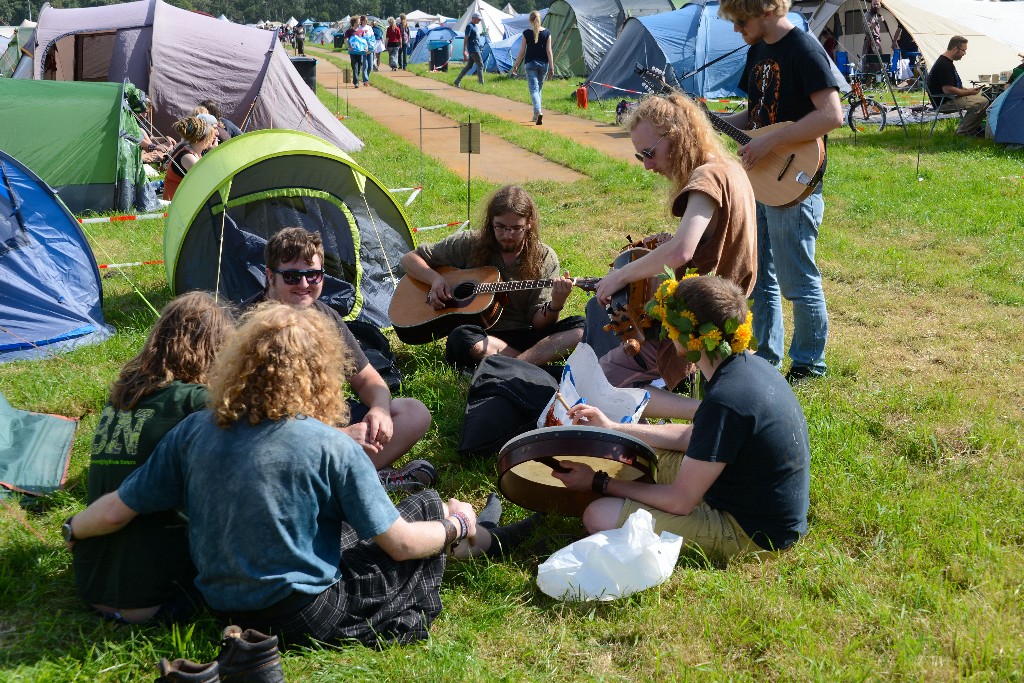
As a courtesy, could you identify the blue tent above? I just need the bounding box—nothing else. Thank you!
[483,34,522,73]
[585,1,808,100]
[502,10,548,39]
[988,77,1024,146]
[410,26,457,64]
[0,151,112,363]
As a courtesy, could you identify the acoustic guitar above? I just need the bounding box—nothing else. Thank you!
[637,66,825,208]
[389,266,599,345]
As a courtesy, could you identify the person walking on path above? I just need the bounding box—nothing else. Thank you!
[454,13,485,88]
[399,14,411,70]
[511,11,554,125]
[386,18,402,71]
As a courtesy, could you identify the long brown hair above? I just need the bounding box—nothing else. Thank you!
[207,303,353,428]
[626,94,729,209]
[470,185,546,280]
[109,291,235,410]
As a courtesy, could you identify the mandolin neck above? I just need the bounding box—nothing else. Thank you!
[705,111,751,146]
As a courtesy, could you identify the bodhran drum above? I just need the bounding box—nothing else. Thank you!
[497,426,657,516]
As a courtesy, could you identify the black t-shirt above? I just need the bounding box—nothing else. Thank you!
[927,54,960,106]
[523,28,550,63]
[74,382,207,606]
[741,27,841,128]
[686,353,811,550]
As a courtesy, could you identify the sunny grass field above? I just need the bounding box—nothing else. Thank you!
[2,57,1023,681]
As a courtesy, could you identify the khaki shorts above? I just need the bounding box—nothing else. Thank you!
[616,449,758,563]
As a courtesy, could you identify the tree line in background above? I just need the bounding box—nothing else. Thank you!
[4,0,543,30]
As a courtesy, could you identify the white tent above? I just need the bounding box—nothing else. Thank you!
[808,0,1024,81]
[285,16,298,27]
[454,0,509,40]
[406,10,450,24]
[503,3,517,14]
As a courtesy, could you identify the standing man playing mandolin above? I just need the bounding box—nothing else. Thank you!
[718,0,843,382]
[400,185,585,370]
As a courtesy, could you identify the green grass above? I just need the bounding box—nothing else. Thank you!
[2,61,1024,681]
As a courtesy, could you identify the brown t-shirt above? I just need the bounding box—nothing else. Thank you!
[671,156,757,296]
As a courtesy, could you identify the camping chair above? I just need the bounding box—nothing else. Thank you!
[920,64,967,137]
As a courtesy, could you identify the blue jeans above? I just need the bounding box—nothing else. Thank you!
[752,188,828,375]
[525,60,548,116]
[360,53,372,83]
[349,53,362,84]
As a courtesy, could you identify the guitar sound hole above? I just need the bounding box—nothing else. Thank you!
[450,281,478,308]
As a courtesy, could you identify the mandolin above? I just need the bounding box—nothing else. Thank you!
[389,266,599,345]
[636,66,825,208]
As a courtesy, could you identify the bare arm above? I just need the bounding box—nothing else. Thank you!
[66,491,138,547]
[374,498,476,560]
[567,404,693,452]
[595,191,717,306]
[400,250,452,307]
[941,83,981,97]
[511,38,526,73]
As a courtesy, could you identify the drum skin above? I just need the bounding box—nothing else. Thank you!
[497,426,658,516]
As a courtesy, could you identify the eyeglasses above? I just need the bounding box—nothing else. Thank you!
[493,222,528,234]
[272,268,325,285]
[634,133,668,162]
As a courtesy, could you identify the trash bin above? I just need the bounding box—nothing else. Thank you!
[428,40,450,72]
[290,56,317,90]
[334,33,345,49]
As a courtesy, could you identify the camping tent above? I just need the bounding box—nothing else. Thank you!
[988,76,1024,147]
[0,150,112,363]
[410,26,458,64]
[164,130,415,330]
[483,33,522,73]
[0,20,34,78]
[807,0,1024,82]
[503,4,517,15]
[0,79,148,213]
[543,0,679,78]
[586,2,809,100]
[32,0,362,152]
[407,10,451,25]
[454,0,510,41]
[503,9,547,38]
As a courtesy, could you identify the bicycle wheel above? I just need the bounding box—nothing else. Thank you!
[847,98,887,133]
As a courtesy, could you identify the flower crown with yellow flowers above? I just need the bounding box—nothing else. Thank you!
[644,269,757,364]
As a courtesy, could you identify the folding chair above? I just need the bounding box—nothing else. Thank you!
[923,63,967,137]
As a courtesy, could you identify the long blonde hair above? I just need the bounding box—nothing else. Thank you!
[529,10,542,43]
[109,292,234,410]
[207,303,353,428]
[627,94,729,205]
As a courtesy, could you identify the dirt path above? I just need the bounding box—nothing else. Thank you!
[309,48,585,184]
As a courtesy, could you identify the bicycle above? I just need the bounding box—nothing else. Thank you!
[845,69,887,133]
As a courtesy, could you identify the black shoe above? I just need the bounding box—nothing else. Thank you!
[216,626,285,683]
[784,366,823,384]
[156,658,220,683]
[536,114,543,125]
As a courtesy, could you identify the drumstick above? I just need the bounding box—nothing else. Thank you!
[554,392,572,411]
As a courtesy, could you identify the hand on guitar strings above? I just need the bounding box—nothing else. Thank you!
[737,134,773,171]
[427,275,453,310]
[566,404,616,429]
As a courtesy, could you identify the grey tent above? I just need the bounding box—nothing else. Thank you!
[32,0,361,152]
[543,0,679,78]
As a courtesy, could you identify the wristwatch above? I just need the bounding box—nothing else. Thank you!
[62,515,78,543]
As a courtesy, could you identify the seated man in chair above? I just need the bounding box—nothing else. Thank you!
[927,35,991,137]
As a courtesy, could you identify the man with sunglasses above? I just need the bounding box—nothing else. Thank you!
[253,228,434,491]
[718,0,843,382]
[400,185,584,370]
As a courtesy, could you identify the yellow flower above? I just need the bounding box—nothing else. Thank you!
[666,324,681,341]
[704,328,722,344]
[681,310,698,328]
[730,321,753,353]
[687,336,703,352]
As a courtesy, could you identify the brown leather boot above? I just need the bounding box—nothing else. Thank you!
[155,657,220,682]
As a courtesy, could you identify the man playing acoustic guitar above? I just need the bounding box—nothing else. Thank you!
[400,185,585,370]
[718,0,843,382]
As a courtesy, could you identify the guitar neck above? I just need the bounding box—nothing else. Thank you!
[475,278,563,295]
[705,111,751,146]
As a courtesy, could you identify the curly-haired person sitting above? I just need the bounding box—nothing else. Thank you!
[554,275,810,563]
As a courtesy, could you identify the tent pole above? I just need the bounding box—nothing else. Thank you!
[852,0,908,137]
[420,108,424,194]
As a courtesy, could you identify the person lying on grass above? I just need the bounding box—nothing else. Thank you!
[64,303,537,647]
[554,274,810,563]
[70,291,235,624]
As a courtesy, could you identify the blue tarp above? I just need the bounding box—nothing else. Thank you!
[586,2,808,100]
[483,34,522,73]
[0,150,112,363]
[989,77,1024,146]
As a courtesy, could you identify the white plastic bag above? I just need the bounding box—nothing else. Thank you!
[536,509,683,601]
[537,343,649,428]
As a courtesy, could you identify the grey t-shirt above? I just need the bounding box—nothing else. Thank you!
[118,411,399,611]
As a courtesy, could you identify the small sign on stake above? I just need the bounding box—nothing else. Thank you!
[460,122,481,154]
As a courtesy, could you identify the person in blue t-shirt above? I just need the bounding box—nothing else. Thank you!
[454,12,485,88]
[63,303,537,646]
[554,275,811,563]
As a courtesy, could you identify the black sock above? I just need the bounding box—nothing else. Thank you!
[485,513,543,558]
[478,493,502,529]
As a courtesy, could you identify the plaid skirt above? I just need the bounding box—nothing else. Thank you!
[226,490,447,648]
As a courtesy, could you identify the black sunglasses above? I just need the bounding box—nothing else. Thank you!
[272,268,325,285]
[634,133,668,162]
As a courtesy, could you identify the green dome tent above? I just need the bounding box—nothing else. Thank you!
[164,130,415,329]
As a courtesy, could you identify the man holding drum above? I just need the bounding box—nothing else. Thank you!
[554,275,810,562]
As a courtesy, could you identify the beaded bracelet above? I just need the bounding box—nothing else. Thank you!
[592,471,610,496]
[450,511,471,543]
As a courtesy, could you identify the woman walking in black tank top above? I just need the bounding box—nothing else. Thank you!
[511,11,554,125]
